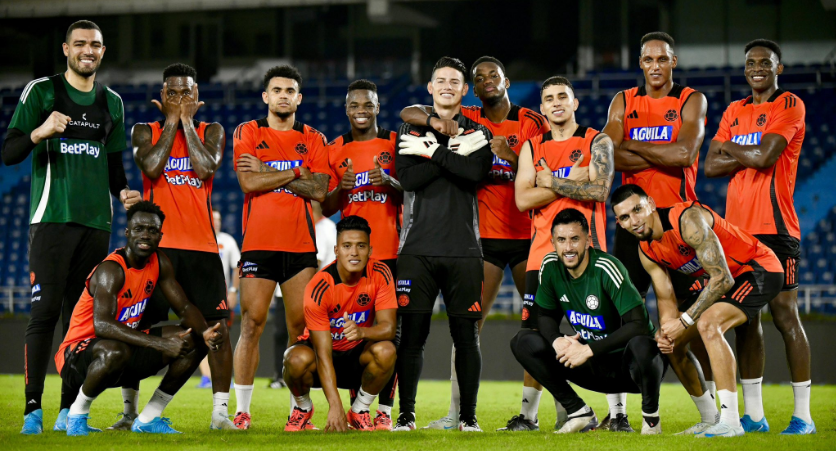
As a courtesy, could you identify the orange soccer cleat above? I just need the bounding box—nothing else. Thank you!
[373,410,393,431]
[347,410,374,431]
[284,406,315,432]
[233,412,251,430]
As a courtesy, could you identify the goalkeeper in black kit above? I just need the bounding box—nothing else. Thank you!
[392,56,492,432]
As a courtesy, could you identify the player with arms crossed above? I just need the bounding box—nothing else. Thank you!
[512,76,616,431]
[392,56,491,432]
[130,63,235,430]
[321,79,401,429]
[232,65,330,429]
[704,39,814,435]
[399,56,550,430]
[282,216,397,432]
[611,184,784,437]
[55,201,222,435]
[511,209,666,435]
[1,20,142,434]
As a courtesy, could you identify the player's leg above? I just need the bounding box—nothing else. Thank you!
[622,335,667,434]
[279,257,317,416]
[269,297,289,389]
[666,331,719,435]
[348,341,397,431]
[374,259,398,428]
[281,342,317,431]
[733,313,768,431]
[233,277,275,423]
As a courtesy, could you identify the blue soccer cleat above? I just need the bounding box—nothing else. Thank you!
[781,416,816,435]
[21,409,44,435]
[740,414,769,432]
[53,408,69,432]
[132,416,182,434]
[196,376,212,389]
[66,414,102,436]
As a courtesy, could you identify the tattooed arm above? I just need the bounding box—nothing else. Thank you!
[286,172,329,203]
[680,206,735,320]
[182,122,224,181]
[544,133,615,202]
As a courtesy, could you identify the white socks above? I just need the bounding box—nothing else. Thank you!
[378,404,392,416]
[69,387,96,416]
[691,390,719,423]
[717,389,739,426]
[448,345,460,419]
[213,392,230,418]
[293,393,312,411]
[555,397,567,417]
[351,388,378,414]
[121,388,139,415]
[519,386,542,421]
[607,393,627,416]
[791,380,812,423]
[741,378,764,421]
[705,381,717,401]
[235,384,254,414]
[138,388,173,423]
[568,404,592,418]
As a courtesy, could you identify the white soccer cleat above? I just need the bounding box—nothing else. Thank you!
[421,415,457,430]
[641,416,662,435]
[209,411,240,431]
[392,412,416,432]
[458,418,483,432]
[675,421,715,436]
[554,410,598,434]
[700,421,745,438]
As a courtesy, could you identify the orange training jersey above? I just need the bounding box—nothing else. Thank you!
[526,126,607,271]
[55,249,159,374]
[298,258,396,351]
[640,201,782,279]
[622,84,700,208]
[142,121,217,253]
[327,129,401,260]
[713,90,805,239]
[462,104,550,240]
[233,118,329,253]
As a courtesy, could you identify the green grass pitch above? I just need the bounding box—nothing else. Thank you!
[1,375,831,450]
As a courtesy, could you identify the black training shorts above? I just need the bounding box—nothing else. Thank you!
[239,250,317,285]
[481,238,529,270]
[395,255,484,318]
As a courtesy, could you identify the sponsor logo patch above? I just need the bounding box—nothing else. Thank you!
[567,310,605,330]
[629,126,673,142]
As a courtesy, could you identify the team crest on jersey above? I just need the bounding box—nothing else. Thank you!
[678,244,691,256]
[295,143,308,155]
[586,295,599,310]
[357,293,371,307]
[664,109,678,122]
[630,126,673,142]
[507,134,520,148]
[378,151,393,164]
[398,294,410,307]
[757,114,767,127]
[731,132,762,146]
[145,280,154,294]
[521,307,530,321]
[569,149,582,162]
[30,272,35,285]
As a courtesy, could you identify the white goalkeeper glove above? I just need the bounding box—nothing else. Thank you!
[448,128,488,156]
[399,132,440,158]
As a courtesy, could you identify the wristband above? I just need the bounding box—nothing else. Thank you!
[426,114,434,127]
[680,317,689,329]
[681,312,695,327]
[292,167,301,179]
[228,287,238,293]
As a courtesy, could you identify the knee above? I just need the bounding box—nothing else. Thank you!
[696,316,721,341]
[241,312,267,336]
[370,342,397,367]
[510,329,543,361]
[449,317,479,348]
[99,345,132,369]
[283,346,315,375]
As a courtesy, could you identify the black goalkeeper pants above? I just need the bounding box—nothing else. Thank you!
[511,329,666,415]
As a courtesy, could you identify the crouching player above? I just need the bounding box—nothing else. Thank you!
[282,216,397,432]
[511,209,666,435]
[54,201,223,435]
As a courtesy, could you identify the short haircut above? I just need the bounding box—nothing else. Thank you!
[162,63,197,83]
[65,20,102,43]
[640,31,675,51]
[126,200,166,226]
[336,215,372,238]
[431,56,468,82]
[610,184,649,211]
[263,65,302,91]
[551,208,589,235]
[347,79,378,93]
[745,39,782,62]
[470,56,506,78]
[541,76,575,96]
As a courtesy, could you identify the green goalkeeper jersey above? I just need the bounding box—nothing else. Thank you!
[8,73,125,232]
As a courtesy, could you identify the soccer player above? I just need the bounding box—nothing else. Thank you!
[322,79,401,429]
[704,39,814,435]
[231,65,330,429]
[282,216,397,432]
[398,57,550,430]
[1,20,141,434]
[512,76,615,431]
[392,56,491,432]
[511,209,665,435]
[55,201,223,435]
[611,184,785,437]
[131,63,235,430]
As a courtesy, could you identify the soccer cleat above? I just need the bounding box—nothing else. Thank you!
[554,409,569,430]
[284,406,315,432]
[267,377,287,389]
[459,417,483,432]
[421,415,457,430]
[599,413,612,430]
[496,414,539,431]
[701,421,745,438]
[641,416,661,435]
[131,416,182,434]
[233,412,251,430]
[555,410,598,434]
[674,421,715,436]
[740,414,769,432]
[347,410,374,431]
[392,412,416,431]
[53,408,69,432]
[196,376,212,389]
[374,410,393,431]
[209,411,239,430]
[21,409,44,435]
[66,414,102,436]
[780,416,816,435]
[107,412,138,431]
[609,413,635,432]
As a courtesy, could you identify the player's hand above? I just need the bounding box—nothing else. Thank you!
[160,328,193,358]
[448,128,488,156]
[368,156,390,186]
[535,158,554,189]
[552,335,574,355]
[203,323,223,352]
[340,158,356,190]
[119,188,141,209]
[490,136,514,160]
[151,82,182,125]
[236,153,268,173]
[556,338,593,368]
[324,407,348,432]
[33,111,71,142]
[655,329,674,354]
[429,117,459,136]
[399,132,439,159]
[342,312,364,341]
[179,84,204,124]
[661,317,686,342]
[565,153,589,181]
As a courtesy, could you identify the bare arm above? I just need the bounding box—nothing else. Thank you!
[157,250,211,337]
[605,92,654,172]
[546,133,615,202]
[343,308,396,343]
[286,172,329,203]
[310,329,345,418]
[639,250,679,322]
[515,141,558,211]
[182,122,224,181]
[133,122,178,179]
[235,161,298,194]
[679,207,735,320]
[704,139,744,178]
[400,105,459,136]
[718,133,788,170]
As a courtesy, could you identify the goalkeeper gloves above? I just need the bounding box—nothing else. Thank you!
[399,132,440,158]
[448,128,488,156]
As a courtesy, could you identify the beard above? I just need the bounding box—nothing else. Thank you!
[637,227,654,242]
[481,90,504,106]
[68,57,100,78]
[561,246,587,269]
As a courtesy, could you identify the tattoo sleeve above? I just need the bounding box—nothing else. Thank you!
[548,133,615,202]
[680,207,735,320]
[286,173,329,201]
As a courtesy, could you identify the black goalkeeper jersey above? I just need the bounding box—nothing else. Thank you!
[396,114,493,258]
